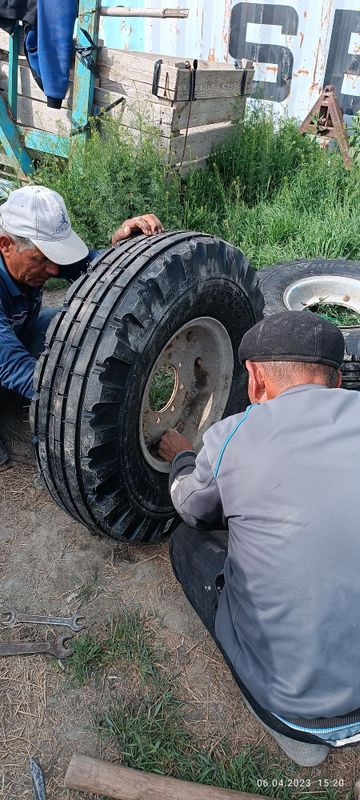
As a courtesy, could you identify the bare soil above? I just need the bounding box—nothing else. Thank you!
[0,290,359,798]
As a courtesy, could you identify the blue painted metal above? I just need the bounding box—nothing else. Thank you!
[0,93,33,175]
[72,0,101,138]
[22,129,70,158]
[8,22,19,119]
[100,0,145,51]
[0,0,102,177]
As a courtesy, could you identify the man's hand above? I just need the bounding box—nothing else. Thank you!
[112,214,164,245]
[158,429,194,463]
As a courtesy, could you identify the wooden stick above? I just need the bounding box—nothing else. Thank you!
[65,755,276,800]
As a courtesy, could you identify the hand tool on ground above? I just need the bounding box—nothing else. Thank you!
[30,758,47,800]
[0,634,73,659]
[1,608,85,631]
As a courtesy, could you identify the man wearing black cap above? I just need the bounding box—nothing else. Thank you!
[159,311,360,766]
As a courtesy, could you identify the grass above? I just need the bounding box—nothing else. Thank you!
[67,609,155,686]
[34,117,182,249]
[148,365,176,412]
[33,109,360,271]
[308,303,360,327]
[90,611,348,800]
[44,277,71,291]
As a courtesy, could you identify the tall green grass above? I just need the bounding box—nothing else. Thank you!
[34,118,182,248]
[34,109,360,267]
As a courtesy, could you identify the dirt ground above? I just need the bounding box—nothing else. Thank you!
[0,290,359,799]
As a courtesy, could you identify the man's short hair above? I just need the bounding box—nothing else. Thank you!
[0,225,33,252]
[257,360,339,390]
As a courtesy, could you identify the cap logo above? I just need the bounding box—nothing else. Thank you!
[53,205,70,237]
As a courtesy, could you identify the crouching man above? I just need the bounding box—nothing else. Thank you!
[0,184,163,465]
[159,311,360,766]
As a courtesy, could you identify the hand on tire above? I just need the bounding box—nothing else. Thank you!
[158,429,194,463]
[112,214,164,245]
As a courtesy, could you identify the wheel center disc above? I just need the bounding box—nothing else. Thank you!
[283,275,360,323]
[139,317,234,473]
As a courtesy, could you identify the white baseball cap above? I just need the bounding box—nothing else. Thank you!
[0,185,89,265]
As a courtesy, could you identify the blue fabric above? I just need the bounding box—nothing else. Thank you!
[213,404,255,478]
[274,713,360,744]
[25,0,78,104]
[0,251,95,399]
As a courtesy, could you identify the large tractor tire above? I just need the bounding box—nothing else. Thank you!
[31,232,263,542]
[257,258,360,391]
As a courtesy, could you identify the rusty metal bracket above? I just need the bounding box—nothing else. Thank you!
[300,84,352,168]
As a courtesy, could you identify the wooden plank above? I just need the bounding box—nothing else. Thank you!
[173,96,246,132]
[0,59,176,133]
[97,49,180,101]
[0,62,249,130]
[175,69,245,101]
[0,87,175,138]
[0,63,72,108]
[128,51,239,70]
[65,755,276,800]
[0,93,71,134]
[97,49,247,101]
[170,121,237,162]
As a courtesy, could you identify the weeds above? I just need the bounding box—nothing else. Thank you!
[148,365,176,412]
[33,110,360,271]
[308,304,360,327]
[72,571,100,607]
[44,277,71,291]
[34,117,182,248]
[102,613,155,680]
[96,612,347,800]
[67,609,155,686]
[68,633,103,685]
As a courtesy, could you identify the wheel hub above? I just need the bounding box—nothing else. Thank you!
[140,317,234,473]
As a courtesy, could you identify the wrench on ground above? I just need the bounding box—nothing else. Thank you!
[0,634,73,659]
[1,608,85,631]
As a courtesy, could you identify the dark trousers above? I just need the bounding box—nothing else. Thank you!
[169,523,332,749]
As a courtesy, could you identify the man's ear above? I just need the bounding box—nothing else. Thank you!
[245,360,268,404]
[336,369,342,388]
[0,234,13,257]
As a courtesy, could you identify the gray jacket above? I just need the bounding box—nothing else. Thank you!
[170,384,360,719]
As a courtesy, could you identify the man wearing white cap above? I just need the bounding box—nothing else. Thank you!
[0,184,163,465]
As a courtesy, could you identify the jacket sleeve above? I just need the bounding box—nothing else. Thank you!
[0,302,36,400]
[37,0,78,107]
[169,448,225,530]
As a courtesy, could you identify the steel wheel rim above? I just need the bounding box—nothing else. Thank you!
[283,275,360,326]
[139,317,234,473]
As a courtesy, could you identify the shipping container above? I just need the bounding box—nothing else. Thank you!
[100,0,360,119]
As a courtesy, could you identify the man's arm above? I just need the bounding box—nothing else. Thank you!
[159,429,224,530]
[0,303,36,399]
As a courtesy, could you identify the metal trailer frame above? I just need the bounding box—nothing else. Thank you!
[0,1,188,177]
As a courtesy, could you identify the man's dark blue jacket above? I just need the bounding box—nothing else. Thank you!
[0,251,94,400]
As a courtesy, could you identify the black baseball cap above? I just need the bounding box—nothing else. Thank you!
[238,311,344,370]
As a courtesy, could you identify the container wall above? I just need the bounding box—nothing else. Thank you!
[100,0,360,119]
